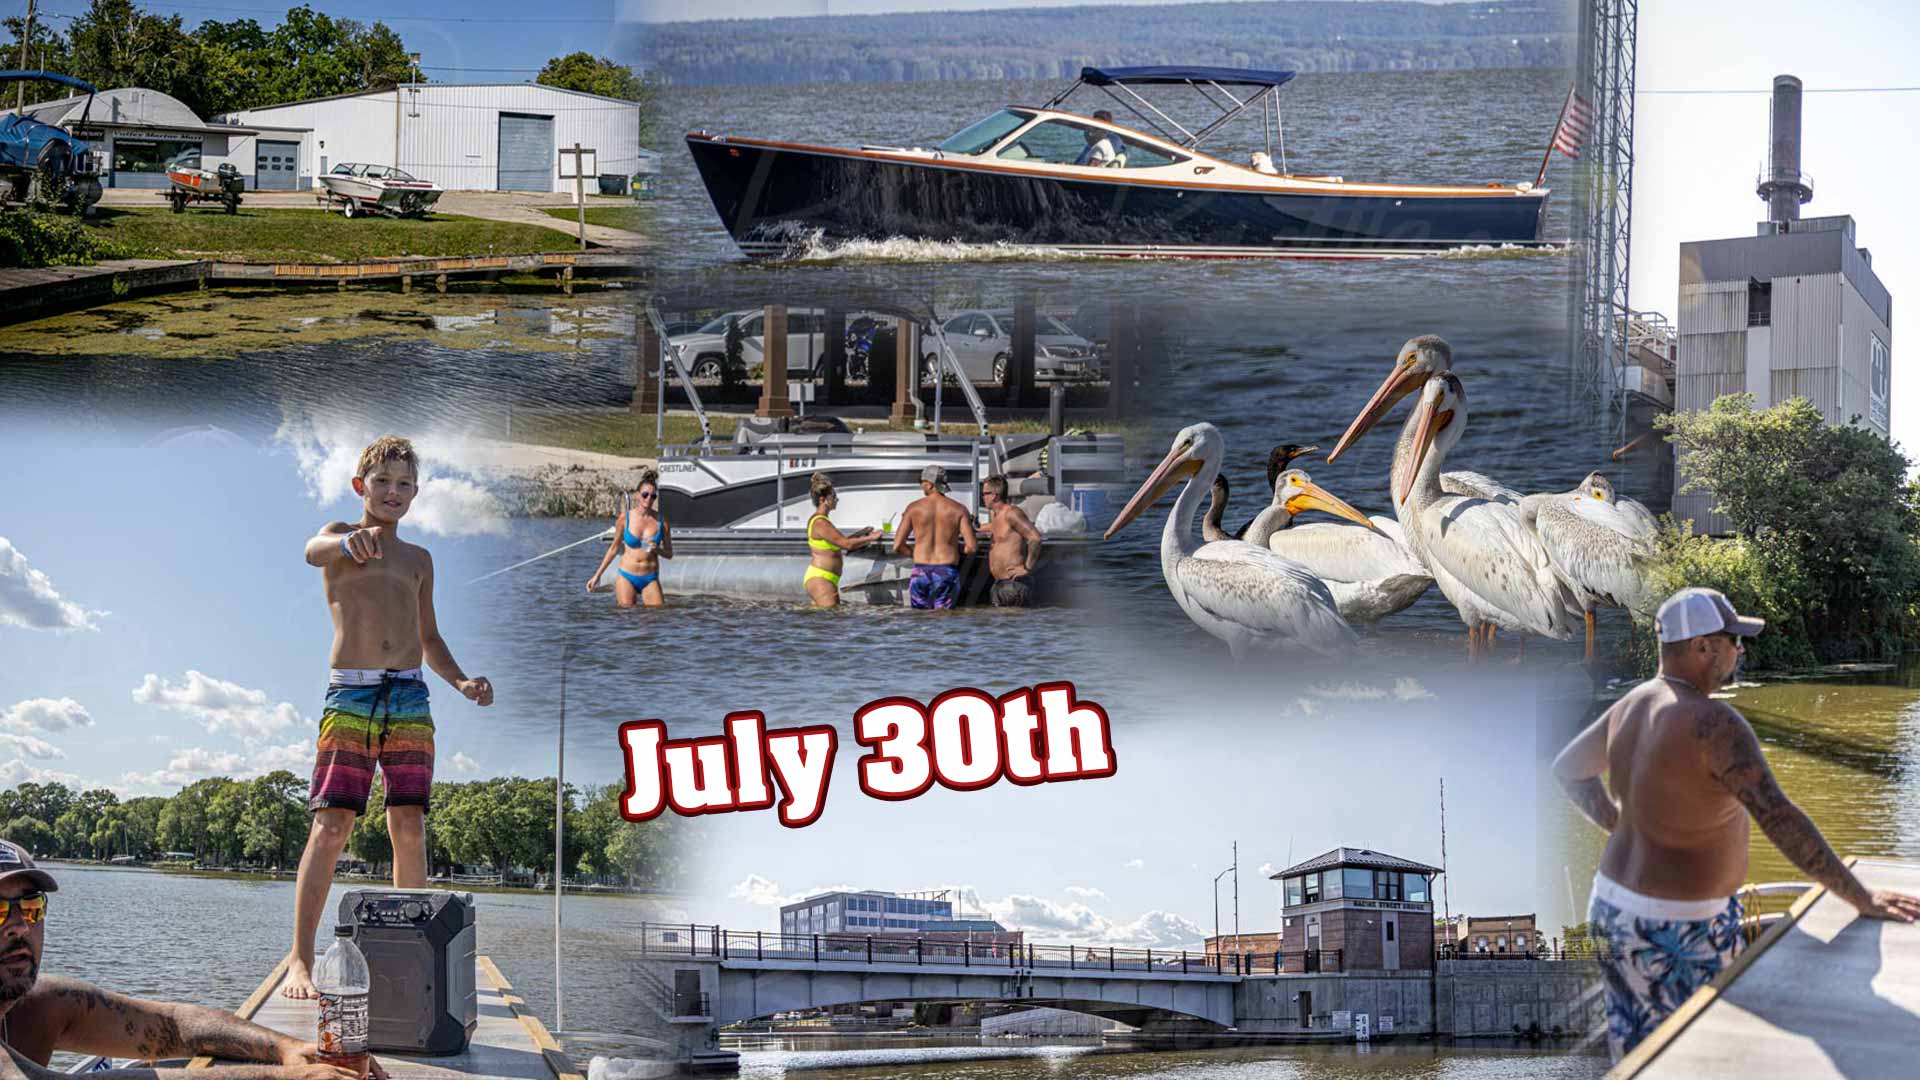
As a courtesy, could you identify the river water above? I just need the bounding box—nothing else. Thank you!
[37,863,661,1066]
[723,1035,1603,1079]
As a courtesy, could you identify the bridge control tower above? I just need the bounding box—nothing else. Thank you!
[1271,847,1439,974]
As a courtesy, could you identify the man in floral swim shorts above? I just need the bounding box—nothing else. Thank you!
[1554,587,1920,1061]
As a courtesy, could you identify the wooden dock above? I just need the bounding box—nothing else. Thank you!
[190,956,582,1080]
[1615,856,1920,1078]
[0,252,638,327]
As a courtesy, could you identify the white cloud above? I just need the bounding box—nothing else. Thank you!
[1063,885,1107,901]
[1391,677,1436,701]
[1121,858,1145,870]
[1309,682,1389,701]
[729,874,795,906]
[0,758,85,788]
[274,414,510,538]
[0,538,105,633]
[1256,863,1276,878]
[131,671,304,742]
[0,734,63,760]
[978,893,1208,949]
[120,739,314,789]
[449,751,484,774]
[1,697,94,733]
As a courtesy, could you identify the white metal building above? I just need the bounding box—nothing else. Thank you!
[3,87,308,190]
[214,83,642,194]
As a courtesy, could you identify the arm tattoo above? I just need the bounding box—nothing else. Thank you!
[175,1004,294,1064]
[1703,707,1870,908]
[1562,776,1620,833]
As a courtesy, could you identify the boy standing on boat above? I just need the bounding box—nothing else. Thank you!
[281,436,493,999]
[1553,587,1920,1060]
[893,465,977,610]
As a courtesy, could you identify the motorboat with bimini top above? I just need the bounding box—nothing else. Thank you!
[686,65,1551,260]
[593,301,1131,605]
[318,162,443,218]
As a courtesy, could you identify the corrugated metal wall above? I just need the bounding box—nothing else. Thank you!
[1678,281,1747,334]
[223,85,639,193]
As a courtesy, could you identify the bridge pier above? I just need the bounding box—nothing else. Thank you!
[636,958,739,1073]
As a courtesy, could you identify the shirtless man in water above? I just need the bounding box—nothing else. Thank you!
[980,475,1042,607]
[282,436,494,999]
[0,841,366,1080]
[892,465,977,610]
[1554,587,1920,1061]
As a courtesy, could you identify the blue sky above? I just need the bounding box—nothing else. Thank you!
[0,418,540,800]
[1631,2,1918,450]
[621,0,1454,24]
[29,1,623,81]
[676,666,1577,950]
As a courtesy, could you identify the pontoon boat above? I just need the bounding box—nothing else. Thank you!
[687,65,1550,260]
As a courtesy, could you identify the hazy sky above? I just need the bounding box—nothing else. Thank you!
[622,0,1301,24]
[1631,1,1917,450]
[676,668,1576,951]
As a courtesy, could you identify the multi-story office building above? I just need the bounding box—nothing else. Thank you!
[779,890,954,936]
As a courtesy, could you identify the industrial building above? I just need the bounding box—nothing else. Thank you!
[215,83,643,194]
[1,87,308,190]
[1672,75,1894,534]
[1271,847,1439,973]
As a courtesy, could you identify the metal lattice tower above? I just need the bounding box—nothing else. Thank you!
[1567,0,1638,443]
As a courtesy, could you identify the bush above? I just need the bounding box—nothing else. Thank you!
[0,208,127,268]
[1644,521,1819,672]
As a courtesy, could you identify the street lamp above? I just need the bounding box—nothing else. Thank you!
[1212,864,1233,957]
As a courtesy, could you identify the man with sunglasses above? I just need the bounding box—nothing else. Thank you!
[1553,587,1920,1062]
[0,840,364,1080]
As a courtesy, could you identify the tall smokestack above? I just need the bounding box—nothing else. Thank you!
[1757,74,1813,222]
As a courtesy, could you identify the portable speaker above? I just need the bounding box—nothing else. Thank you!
[338,890,478,1055]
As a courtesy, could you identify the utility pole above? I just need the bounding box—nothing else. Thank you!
[1440,778,1452,952]
[16,0,36,112]
[552,643,567,1033]
[1232,840,1239,943]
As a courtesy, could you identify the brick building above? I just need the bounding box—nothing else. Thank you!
[1443,913,1544,956]
[1271,847,1440,972]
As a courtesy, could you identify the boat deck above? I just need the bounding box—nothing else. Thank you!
[1616,857,1920,1078]
[192,956,581,1080]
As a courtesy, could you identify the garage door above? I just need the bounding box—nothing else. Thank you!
[497,113,553,192]
[255,140,299,190]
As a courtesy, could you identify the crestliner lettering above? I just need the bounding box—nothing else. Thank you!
[618,682,1115,827]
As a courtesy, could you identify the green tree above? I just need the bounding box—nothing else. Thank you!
[348,777,393,867]
[536,53,646,101]
[65,0,200,107]
[4,816,55,856]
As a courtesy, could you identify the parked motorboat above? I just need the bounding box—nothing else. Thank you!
[687,65,1550,260]
[162,148,243,213]
[318,162,442,218]
[601,302,1130,606]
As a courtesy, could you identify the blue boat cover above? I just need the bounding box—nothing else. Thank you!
[0,70,99,95]
[1081,65,1294,88]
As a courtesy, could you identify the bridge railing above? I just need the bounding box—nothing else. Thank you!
[635,923,1346,976]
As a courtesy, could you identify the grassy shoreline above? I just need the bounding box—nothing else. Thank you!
[41,857,665,901]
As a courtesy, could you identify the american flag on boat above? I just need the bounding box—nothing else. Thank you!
[1551,86,1593,158]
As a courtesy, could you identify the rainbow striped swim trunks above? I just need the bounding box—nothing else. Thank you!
[310,668,435,814]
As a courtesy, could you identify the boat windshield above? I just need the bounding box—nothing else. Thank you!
[936,109,1031,155]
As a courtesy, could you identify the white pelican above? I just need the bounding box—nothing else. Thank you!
[1528,472,1658,659]
[1398,374,1578,656]
[1200,443,1318,543]
[1105,423,1358,657]
[1244,469,1435,624]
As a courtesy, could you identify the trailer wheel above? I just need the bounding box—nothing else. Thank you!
[342,198,359,219]
[170,190,186,214]
[224,193,238,215]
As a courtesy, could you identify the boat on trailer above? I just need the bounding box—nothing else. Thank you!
[595,303,1130,606]
[687,65,1551,260]
[319,162,443,218]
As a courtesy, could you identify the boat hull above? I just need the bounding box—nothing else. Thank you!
[687,135,1549,259]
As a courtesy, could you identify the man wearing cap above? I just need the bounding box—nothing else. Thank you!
[0,840,363,1080]
[891,465,977,610]
[1553,587,1920,1061]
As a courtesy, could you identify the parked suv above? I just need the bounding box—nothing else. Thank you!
[668,307,845,381]
[922,309,1100,385]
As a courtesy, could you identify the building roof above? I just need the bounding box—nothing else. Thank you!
[1680,215,1891,328]
[920,918,1008,933]
[9,87,270,136]
[218,81,644,118]
[1270,847,1442,878]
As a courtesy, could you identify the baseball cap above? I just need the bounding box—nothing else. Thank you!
[921,465,948,490]
[1655,587,1766,644]
[0,839,58,892]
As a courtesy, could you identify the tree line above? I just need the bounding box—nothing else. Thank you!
[4,0,650,120]
[642,0,1574,86]
[1,774,683,889]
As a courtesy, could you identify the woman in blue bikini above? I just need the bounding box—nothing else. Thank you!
[588,469,672,607]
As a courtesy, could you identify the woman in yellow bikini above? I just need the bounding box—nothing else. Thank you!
[804,473,880,608]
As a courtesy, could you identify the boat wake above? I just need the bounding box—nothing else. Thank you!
[1437,241,1570,260]
[768,228,1106,264]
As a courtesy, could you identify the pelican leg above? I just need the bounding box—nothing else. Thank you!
[1485,624,1498,654]
[1583,610,1597,662]
[1466,625,1480,661]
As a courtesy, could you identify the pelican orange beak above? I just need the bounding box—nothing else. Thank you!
[1284,478,1380,533]
[1400,398,1454,507]
[1105,441,1203,540]
[1328,362,1426,463]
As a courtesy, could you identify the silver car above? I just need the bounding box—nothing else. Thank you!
[921,309,1100,385]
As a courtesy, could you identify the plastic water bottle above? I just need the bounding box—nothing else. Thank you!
[314,925,371,1078]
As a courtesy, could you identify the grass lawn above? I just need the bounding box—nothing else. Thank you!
[82,207,576,263]
[540,204,648,233]
[506,410,1133,459]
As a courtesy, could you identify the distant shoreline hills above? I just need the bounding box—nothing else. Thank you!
[640,0,1575,86]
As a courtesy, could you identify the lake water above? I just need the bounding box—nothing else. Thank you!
[724,1035,1605,1079]
[36,863,664,1066]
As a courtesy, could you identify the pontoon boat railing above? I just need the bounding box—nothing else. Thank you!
[645,297,712,450]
